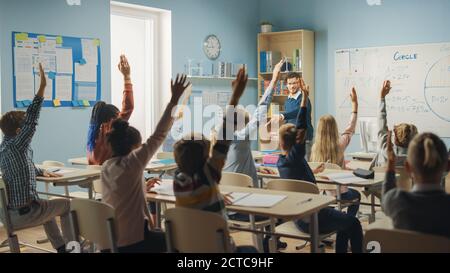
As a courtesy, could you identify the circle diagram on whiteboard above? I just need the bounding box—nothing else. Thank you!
[424,55,450,122]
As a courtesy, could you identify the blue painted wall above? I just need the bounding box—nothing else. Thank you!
[0,0,260,167]
[1,0,449,167]
[0,0,111,165]
[259,0,450,151]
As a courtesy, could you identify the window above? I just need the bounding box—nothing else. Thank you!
[110,1,171,138]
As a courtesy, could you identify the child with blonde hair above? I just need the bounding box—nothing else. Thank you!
[310,88,361,217]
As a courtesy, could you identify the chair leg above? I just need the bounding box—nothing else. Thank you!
[8,235,21,253]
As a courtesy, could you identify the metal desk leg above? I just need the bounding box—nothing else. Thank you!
[258,177,264,189]
[336,185,342,211]
[269,217,277,253]
[155,202,161,229]
[249,214,264,252]
[369,194,376,223]
[64,186,70,197]
[310,213,319,253]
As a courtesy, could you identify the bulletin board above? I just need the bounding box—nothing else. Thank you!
[12,31,101,108]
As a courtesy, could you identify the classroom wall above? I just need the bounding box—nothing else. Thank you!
[0,0,111,165]
[0,0,260,166]
[259,0,450,151]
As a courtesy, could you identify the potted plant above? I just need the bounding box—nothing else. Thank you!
[260,21,273,33]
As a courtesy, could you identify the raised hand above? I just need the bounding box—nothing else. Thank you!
[386,129,396,172]
[36,63,46,98]
[170,74,190,104]
[351,87,358,113]
[230,68,248,106]
[300,84,310,108]
[381,80,391,98]
[118,55,131,80]
[272,58,285,81]
[299,78,308,92]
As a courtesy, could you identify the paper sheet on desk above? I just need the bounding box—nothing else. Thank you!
[151,182,174,196]
[230,193,287,208]
[323,172,368,184]
[45,168,76,175]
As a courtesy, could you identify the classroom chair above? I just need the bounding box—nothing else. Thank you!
[68,165,102,200]
[164,207,233,253]
[372,165,412,191]
[364,228,450,253]
[219,172,271,251]
[309,162,360,214]
[69,198,117,253]
[156,152,174,160]
[0,179,53,253]
[265,179,336,252]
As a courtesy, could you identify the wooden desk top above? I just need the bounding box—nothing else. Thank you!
[68,157,177,172]
[36,167,100,186]
[146,183,335,220]
[256,167,384,188]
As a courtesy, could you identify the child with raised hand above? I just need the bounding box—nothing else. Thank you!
[310,87,361,217]
[277,84,363,253]
[0,64,71,253]
[87,55,135,165]
[173,68,257,253]
[382,131,450,238]
[100,75,190,253]
[376,80,418,167]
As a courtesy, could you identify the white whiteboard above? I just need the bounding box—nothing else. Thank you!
[335,42,450,137]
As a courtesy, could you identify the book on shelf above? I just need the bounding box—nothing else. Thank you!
[292,48,302,72]
[260,79,288,96]
[259,50,282,73]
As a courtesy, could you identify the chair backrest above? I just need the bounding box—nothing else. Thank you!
[265,179,320,194]
[70,198,117,252]
[86,165,102,194]
[164,207,233,253]
[0,179,21,253]
[308,162,342,170]
[157,152,174,159]
[42,161,65,167]
[364,228,450,253]
[219,172,253,188]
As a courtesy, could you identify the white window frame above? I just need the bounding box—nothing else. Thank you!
[110,1,171,137]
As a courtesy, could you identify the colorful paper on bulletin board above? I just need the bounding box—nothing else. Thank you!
[12,31,102,108]
[82,100,90,107]
[37,35,46,43]
[23,100,32,107]
[15,33,28,41]
[53,99,61,107]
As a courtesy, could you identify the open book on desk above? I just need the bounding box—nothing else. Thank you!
[319,172,368,184]
[226,192,287,208]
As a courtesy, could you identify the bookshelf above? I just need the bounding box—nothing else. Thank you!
[257,29,315,150]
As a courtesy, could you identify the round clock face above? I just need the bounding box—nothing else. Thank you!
[203,35,221,60]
